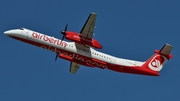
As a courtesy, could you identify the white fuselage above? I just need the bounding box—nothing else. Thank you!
[4,28,144,68]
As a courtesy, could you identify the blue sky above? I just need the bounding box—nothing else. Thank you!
[0,0,180,101]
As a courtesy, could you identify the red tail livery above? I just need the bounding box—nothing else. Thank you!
[141,44,173,74]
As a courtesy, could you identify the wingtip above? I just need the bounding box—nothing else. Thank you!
[90,12,96,15]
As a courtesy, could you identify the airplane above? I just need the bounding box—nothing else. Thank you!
[4,12,173,76]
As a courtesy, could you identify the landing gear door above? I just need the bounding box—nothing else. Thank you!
[26,30,32,39]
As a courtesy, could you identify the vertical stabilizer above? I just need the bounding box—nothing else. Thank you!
[141,44,173,73]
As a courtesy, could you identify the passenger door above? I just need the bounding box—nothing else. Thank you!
[110,57,116,65]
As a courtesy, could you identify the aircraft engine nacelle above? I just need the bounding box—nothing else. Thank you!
[65,31,102,49]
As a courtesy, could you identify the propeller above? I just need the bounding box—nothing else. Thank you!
[60,24,68,41]
[55,24,68,61]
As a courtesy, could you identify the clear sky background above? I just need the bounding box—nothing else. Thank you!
[0,0,180,101]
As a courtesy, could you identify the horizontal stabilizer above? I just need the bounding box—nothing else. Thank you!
[159,44,173,56]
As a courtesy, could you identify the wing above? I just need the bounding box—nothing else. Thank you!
[80,12,97,39]
[69,62,81,74]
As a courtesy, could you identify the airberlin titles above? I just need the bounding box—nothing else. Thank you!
[32,32,67,48]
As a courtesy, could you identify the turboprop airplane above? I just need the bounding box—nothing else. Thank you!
[4,12,173,76]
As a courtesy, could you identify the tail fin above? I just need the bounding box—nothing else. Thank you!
[141,44,173,73]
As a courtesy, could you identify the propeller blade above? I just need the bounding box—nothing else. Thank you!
[65,24,68,31]
[55,53,59,61]
[61,24,68,35]
[61,34,65,41]
[60,24,68,42]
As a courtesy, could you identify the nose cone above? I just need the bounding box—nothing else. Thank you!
[4,30,13,36]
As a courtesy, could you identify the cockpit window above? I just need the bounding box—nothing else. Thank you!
[19,28,24,30]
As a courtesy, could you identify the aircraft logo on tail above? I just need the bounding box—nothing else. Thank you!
[148,55,168,71]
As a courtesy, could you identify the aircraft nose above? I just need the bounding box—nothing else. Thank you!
[4,30,13,36]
